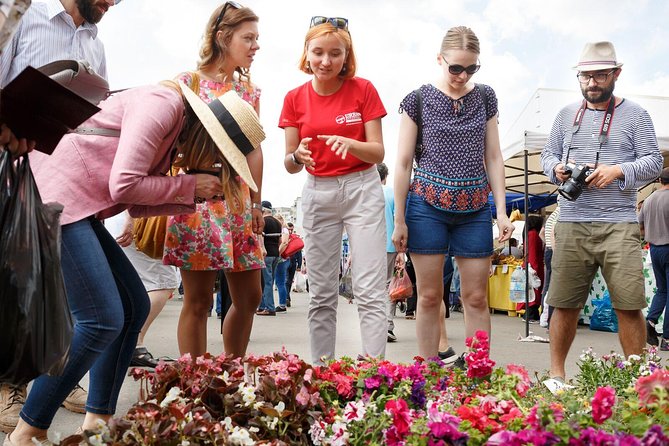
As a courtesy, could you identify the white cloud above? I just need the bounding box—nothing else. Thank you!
[96,0,669,207]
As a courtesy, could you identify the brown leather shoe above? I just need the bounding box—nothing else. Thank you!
[0,383,26,434]
[62,384,87,414]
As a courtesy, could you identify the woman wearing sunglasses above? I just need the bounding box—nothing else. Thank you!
[163,1,265,359]
[280,16,388,365]
[392,26,513,360]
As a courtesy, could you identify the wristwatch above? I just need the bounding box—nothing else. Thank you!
[251,202,262,211]
[291,152,303,165]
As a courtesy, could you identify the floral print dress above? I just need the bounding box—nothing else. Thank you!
[162,72,264,271]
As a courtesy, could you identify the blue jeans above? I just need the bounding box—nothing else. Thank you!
[647,244,669,337]
[275,259,289,307]
[21,218,149,429]
[259,256,280,312]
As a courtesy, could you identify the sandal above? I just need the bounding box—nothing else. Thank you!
[405,314,416,320]
[130,347,158,368]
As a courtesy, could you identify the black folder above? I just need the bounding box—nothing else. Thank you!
[0,66,101,155]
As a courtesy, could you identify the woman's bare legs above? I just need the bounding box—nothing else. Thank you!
[223,269,262,357]
[177,270,217,357]
[411,254,446,359]
[455,256,491,340]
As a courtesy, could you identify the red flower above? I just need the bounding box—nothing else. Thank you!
[635,369,669,406]
[591,386,616,424]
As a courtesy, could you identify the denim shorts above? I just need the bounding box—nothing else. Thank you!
[405,192,493,258]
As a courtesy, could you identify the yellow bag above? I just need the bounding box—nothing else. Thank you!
[510,208,522,222]
[133,216,168,259]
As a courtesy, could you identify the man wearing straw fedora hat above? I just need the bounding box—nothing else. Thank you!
[541,41,663,382]
[4,83,265,444]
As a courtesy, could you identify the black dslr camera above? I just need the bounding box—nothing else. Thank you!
[557,162,593,201]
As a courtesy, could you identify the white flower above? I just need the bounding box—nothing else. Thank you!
[228,426,256,446]
[627,354,641,362]
[329,421,349,446]
[160,386,183,408]
[309,420,327,445]
[180,441,191,446]
[238,383,257,407]
[343,400,366,422]
[86,434,106,446]
[261,415,279,430]
[223,416,233,430]
[274,401,286,416]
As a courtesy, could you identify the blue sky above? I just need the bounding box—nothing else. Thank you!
[97,0,669,207]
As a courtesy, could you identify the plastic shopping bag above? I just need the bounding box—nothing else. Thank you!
[294,271,307,293]
[508,266,535,303]
[0,154,73,385]
[339,260,353,302]
[589,291,618,333]
[389,258,413,302]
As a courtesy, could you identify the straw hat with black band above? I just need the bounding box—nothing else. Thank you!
[180,84,265,192]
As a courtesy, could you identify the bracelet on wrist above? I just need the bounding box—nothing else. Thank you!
[291,152,303,165]
[251,202,262,211]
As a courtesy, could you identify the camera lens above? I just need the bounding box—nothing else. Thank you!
[558,178,583,201]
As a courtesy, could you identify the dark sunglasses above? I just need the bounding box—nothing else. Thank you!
[442,57,481,75]
[310,16,348,30]
[214,1,242,30]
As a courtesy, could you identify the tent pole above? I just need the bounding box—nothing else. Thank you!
[524,149,530,337]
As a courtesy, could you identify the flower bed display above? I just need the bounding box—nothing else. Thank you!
[72,332,668,445]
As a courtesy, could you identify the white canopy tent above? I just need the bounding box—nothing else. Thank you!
[501,88,669,204]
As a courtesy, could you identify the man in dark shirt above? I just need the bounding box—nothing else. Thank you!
[640,168,669,349]
[257,201,282,316]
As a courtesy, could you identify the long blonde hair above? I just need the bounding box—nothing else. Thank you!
[198,4,259,82]
[160,80,244,212]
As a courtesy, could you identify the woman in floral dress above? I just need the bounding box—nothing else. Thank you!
[163,2,264,358]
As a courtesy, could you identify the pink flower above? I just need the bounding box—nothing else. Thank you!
[591,386,616,424]
[505,364,531,397]
[464,331,496,379]
[635,368,669,405]
[385,399,412,436]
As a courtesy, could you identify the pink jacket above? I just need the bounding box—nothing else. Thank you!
[30,85,197,225]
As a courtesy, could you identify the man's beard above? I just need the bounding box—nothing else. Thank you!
[75,0,105,24]
[581,82,615,106]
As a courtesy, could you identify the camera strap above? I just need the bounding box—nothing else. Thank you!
[571,96,616,143]
[568,96,616,167]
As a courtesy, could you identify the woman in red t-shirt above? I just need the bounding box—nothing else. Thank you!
[279,17,388,365]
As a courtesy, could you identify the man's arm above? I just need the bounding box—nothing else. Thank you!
[616,110,663,191]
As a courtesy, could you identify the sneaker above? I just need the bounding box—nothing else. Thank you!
[438,347,457,363]
[255,309,276,316]
[62,384,87,414]
[646,320,660,346]
[450,353,467,371]
[286,298,292,308]
[0,383,26,434]
[130,346,159,368]
[275,306,287,312]
[387,330,397,342]
[661,338,669,352]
